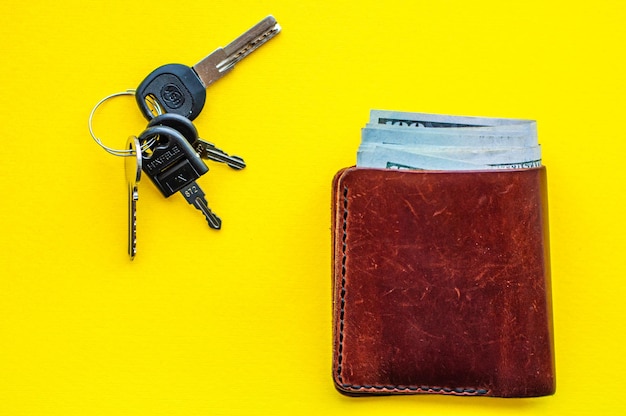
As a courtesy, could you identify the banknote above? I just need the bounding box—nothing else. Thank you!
[358,145,542,170]
[369,110,536,129]
[359,143,541,165]
[357,110,542,170]
[361,126,538,148]
[358,146,489,170]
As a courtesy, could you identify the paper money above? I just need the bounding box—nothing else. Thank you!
[357,110,542,170]
[369,110,536,129]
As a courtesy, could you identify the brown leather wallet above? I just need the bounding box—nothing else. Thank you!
[331,167,555,398]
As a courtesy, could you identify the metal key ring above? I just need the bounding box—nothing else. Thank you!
[88,90,163,157]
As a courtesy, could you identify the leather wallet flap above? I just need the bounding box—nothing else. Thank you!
[331,167,554,398]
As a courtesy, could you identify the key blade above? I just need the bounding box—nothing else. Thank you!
[220,16,281,72]
[128,193,138,259]
[125,136,142,260]
[194,139,246,170]
[179,182,222,229]
[193,15,281,87]
[194,197,222,229]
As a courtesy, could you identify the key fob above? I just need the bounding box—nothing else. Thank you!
[138,125,208,197]
[136,64,206,121]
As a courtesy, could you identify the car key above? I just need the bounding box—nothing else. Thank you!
[125,135,142,259]
[148,113,246,169]
[136,15,281,121]
[138,125,221,229]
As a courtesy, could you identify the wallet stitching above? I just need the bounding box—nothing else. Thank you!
[337,184,488,396]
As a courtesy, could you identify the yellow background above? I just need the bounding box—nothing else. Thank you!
[1,0,624,414]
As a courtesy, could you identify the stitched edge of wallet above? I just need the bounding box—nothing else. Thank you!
[336,183,489,396]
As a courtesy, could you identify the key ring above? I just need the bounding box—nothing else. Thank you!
[88,90,163,157]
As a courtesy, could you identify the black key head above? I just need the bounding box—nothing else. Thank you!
[147,113,199,145]
[136,64,206,121]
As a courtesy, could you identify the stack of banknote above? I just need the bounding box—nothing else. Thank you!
[357,110,541,170]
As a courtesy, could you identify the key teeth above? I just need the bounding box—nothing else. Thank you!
[191,193,222,230]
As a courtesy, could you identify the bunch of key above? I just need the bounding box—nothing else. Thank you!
[120,15,281,259]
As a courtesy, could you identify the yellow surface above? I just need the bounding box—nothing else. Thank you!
[0,0,624,414]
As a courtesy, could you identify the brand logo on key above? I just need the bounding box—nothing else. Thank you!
[161,84,185,109]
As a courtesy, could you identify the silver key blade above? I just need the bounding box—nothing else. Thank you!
[194,139,246,170]
[125,136,142,260]
[193,15,281,87]
[179,182,222,229]
[193,196,222,229]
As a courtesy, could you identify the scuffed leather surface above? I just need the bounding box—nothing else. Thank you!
[331,167,554,398]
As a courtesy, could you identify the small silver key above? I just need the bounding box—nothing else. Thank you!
[180,182,222,229]
[194,139,246,170]
[125,136,142,260]
[136,15,281,120]
[147,113,247,170]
